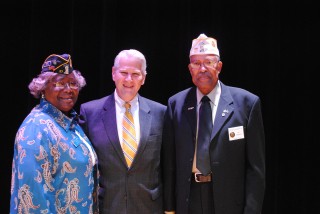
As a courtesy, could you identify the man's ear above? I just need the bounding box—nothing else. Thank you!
[188,64,193,75]
[217,61,223,73]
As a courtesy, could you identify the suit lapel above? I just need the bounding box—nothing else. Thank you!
[101,93,128,166]
[131,96,151,167]
[211,82,234,140]
[183,88,197,140]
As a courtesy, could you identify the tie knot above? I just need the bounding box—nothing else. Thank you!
[201,96,210,103]
[124,102,131,111]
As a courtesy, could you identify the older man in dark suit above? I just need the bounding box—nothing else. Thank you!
[80,49,166,214]
[163,34,265,214]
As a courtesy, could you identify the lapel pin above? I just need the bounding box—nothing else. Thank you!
[188,107,194,110]
[222,109,229,117]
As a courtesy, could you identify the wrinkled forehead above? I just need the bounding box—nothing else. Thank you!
[117,57,143,69]
[190,54,219,61]
[50,73,76,81]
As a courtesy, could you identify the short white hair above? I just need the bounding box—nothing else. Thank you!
[113,49,147,75]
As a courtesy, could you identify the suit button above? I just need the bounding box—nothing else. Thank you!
[186,198,189,203]
[188,178,191,182]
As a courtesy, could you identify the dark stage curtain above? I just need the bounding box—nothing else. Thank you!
[1,0,318,213]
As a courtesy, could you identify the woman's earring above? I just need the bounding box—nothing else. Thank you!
[41,93,45,99]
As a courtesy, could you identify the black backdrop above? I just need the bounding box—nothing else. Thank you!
[1,0,318,213]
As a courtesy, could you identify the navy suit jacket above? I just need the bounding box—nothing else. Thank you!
[79,93,166,214]
[163,82,265,214]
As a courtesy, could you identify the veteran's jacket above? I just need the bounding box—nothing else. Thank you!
[163,81,265,214]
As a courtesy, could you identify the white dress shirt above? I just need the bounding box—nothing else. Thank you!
[114,90,141,147]
[192,81,221,173]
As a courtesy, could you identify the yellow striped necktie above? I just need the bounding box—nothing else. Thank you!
[122,102,137,168]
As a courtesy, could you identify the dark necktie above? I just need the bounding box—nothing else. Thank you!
[196,96,213,175]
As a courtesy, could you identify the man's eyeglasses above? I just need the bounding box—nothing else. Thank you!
[52,81,79,89]
[190,59,219,69]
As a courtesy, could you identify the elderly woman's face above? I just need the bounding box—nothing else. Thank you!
[44,73,80,114]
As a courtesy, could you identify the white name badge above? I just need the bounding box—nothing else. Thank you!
[228,126,245,141]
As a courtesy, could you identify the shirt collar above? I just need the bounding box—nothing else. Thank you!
[39,98,78,131]
[196,80,221,106]
[114,89,139,110]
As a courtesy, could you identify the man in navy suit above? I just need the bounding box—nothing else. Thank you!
[79,49,166,213]
[163,34,265,214]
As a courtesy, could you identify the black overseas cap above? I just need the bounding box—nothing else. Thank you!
[41,54,73,74]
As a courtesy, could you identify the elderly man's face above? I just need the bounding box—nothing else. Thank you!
[112,56,146,102]
[188,54,222,95]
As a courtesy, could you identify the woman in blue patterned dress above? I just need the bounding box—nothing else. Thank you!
[10,54,99,214]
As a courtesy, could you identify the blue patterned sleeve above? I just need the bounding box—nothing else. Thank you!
[10,121,55,213]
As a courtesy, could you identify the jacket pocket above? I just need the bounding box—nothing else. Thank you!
[150,185,161,200]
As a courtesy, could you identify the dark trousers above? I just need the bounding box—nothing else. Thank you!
[188,179,214,214]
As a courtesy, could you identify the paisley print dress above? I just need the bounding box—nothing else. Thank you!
[10,99,99,214]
